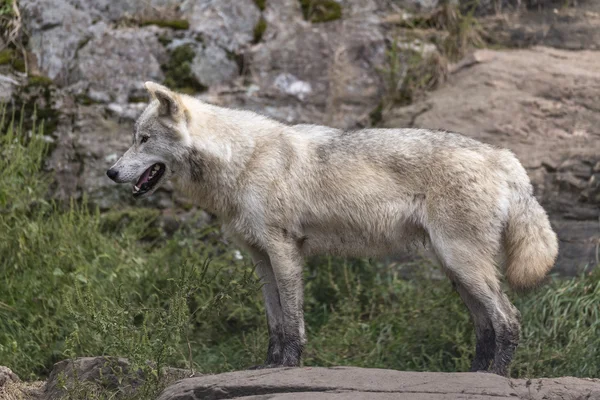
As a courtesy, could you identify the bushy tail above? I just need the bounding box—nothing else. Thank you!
[504,194,558,290]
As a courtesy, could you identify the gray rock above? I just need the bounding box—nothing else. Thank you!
[20,0,92,83]
[0,74,20,101]
[484,2,600,50]
[0,366,19,387]
[181,0,261,52]
[44,357,193,400]
[382,47,600,275]
[191,44,239,87]
[71,27,166,104]
[156,366,600,400]
[249,14,386,128]
[67,0,183,23]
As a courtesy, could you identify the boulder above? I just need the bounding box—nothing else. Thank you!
[485,2,600,50]
[19,0,92,83]
[191,44,240,88]
[71,26,167,104]
[242,10,387,129]
[43,357,193,400]
[382,46,600,275]
[180,0,261,52]
[156,366,600,400]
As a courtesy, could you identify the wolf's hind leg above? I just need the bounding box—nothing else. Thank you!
[453,282,496,371]
[433,239,520,376]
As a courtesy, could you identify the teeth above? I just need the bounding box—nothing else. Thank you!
[153,165,160,172]
[134,185,140,192]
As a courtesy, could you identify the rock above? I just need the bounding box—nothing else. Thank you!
[0,366,20,387]
[485,2,600,50]
[44,357,193,400]
[382,46,600,275]
[157,366,600,400]
[0,367,44,400]
[68,0,183,22]
[191,44,239,87]
[106,102,148,121]
[0,74,20,101]
[20,0,92,84]
[180,0,261,52]
[71,26,167,104]
[247,13,386,128]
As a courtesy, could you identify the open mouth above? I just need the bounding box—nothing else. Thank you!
[133,163,165,197]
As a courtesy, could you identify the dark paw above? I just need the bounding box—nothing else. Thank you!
[247,363,278,370]
[490,369,508,377]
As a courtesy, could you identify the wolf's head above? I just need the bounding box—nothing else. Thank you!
[106,82,192,199]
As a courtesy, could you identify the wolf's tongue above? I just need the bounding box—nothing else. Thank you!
[136,167,152,186]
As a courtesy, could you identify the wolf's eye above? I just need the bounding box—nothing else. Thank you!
[140,136,149,144]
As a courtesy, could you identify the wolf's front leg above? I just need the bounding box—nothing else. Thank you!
[247,247,286,366]
[261,238,305,367]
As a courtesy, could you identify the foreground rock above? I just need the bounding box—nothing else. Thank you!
[6,359,600,400]
[157,366,600,400]
[42,357,193,399]
[382,46,600,275]
[0,366,44,400]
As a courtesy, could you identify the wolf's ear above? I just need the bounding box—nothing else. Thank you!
[144,81,185,121]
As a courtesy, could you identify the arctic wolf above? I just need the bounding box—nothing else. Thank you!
[107,82,558,376]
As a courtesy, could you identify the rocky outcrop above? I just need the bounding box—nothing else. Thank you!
[382,46,600,275]
[43,357,192,400]
[5,358,600,400]
[485,3,600,50]
[158,367,600,400]
[7,0,599,274]
[0,366,44,400]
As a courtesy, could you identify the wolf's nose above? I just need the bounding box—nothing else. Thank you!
[106,168,119,181]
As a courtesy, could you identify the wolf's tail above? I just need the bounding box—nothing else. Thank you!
[504,190,558,290]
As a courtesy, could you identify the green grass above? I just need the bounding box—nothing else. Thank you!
[1,106,600,398]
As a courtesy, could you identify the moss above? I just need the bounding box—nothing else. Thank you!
[4,77,61,136]
[158,35,172,47]
[254,0,266,11]
[299,0,342,23]
[161,44,206,93]
[0,48,13,65]
[12,57,25,72]
[140,19,189,30]
[75,94,95,106]
[0,48,27,72]
[28,75,53,87]
[253,17,267,44]
[369,102,383,126]
[127,94,148,103]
